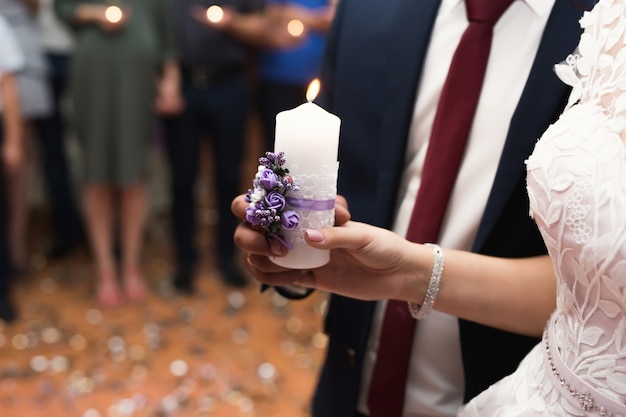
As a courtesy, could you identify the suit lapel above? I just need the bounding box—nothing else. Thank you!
[374,0,441,226]
[473,0,595,251]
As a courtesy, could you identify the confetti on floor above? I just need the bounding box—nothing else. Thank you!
[0,212,328,417]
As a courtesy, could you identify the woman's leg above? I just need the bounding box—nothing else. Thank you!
[83,183,120,306]
[120,181,148,300]
[7,122,34,271]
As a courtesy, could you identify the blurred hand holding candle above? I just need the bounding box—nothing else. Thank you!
[272,79,341,269]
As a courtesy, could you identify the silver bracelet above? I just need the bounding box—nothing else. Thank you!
[408,243,444,320]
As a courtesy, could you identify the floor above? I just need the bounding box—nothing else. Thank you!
[0,126,328,417]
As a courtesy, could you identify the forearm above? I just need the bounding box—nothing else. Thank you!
[238,197,556,338]
[0,73,23,146]
[160,59,180,85]
[294,5,336,33]
[298,220,555,338]
[401,245,555,337]
[154,59,183,116]
[72,3,103,24]
[223,12,273,46]
[55,0,92,26]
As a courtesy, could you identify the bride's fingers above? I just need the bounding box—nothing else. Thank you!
[304,221,377,251]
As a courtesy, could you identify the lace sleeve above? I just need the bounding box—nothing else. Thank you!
[558,0,626,135]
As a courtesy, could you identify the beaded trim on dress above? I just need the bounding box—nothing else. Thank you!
[544,320,626,417]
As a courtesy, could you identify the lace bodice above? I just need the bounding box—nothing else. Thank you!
[525,0,626,405]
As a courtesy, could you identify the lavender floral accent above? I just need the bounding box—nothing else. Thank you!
[265,191,286,211]
[245,151,300,250]
[259,168,280,190]
[281,210,299,230]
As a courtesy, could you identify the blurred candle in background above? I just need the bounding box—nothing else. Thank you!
[206,5,224,23]
[104,5,123,23]
[287,19,304,37]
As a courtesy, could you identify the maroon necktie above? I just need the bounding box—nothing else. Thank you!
[367,1,514,416]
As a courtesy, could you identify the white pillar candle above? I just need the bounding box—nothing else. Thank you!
[272,80,341,269]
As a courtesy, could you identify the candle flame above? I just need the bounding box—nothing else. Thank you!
[306,79,320,102]
[206,5,224,22]
[287,19,304,37]
[105,5,123,23]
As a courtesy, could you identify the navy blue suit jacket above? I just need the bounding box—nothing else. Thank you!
[311,0,596,416]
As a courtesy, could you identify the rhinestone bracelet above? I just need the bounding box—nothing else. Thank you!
[544,328,624,417]
[408,243,444,320]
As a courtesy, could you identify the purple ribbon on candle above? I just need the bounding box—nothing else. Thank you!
[286,197,335,210]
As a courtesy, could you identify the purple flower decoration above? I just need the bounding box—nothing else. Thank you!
[245,151,301,249]
[265,191,286,211]
[245,206,261,226]
[259,168,280,190]
[281,210,300,230]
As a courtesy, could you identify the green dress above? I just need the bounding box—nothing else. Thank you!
[55,0,176,185]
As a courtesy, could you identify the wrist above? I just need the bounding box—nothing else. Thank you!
[398,242,432,302]
[407,243,444,320]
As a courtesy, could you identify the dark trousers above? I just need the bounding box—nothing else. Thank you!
[33,53,83,242]
[162,73,249,268]
[256,80,308,151]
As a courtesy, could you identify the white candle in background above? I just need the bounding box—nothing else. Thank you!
[272,79,341,269]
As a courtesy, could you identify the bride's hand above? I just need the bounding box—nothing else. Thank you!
[231,193,350,257]
[245,220,430,302]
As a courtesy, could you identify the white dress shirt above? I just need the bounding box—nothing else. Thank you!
[357,0,555,416]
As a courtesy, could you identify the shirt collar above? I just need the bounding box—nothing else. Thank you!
[439,0,555,19]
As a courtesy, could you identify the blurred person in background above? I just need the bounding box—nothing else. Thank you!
[55,0,182,307]
[201,0,339,148]
[255,0,337,151]
[161,0,264,294]
[0,0,52,274]
[35,0,84,261]
[175,0,334,294]
[0,14,25,322]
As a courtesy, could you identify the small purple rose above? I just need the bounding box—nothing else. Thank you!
[281,210,300,230]
[265,191,286,211]
[245,206,262,225]
[259,168,280,190]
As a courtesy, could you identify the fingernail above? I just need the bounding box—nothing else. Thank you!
[305,229,324,242]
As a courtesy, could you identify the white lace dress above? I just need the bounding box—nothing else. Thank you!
[459,0,626,416]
